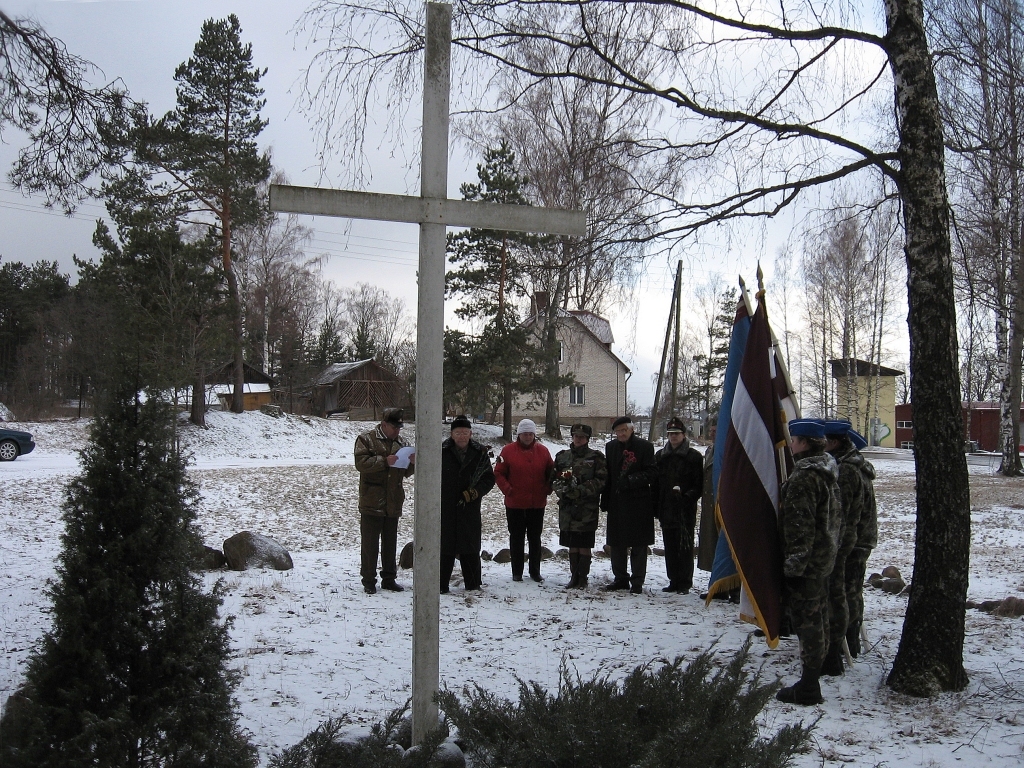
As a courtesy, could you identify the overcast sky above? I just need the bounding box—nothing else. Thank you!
[1,0,825,411]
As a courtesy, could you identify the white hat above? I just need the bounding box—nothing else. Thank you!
[516,418,538,435]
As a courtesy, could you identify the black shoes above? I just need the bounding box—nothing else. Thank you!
[512,575,523,582]
[776,666,824,706]
[530,573,544,583]
[820,646,845,677]
[380,580,405,592]
[603,580,630,591]
[630,585,644,594]
[363,584,376,594]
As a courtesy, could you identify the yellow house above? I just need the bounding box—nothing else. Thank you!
[829,358,904,448]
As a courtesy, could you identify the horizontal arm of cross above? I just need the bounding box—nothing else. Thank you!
[270,184,587,236]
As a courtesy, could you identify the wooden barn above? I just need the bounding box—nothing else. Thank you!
[308,359,411,419]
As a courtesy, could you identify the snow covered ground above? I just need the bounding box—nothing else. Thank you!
[2,411,1023,766]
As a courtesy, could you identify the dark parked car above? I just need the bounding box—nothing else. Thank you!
[0,427,34,461]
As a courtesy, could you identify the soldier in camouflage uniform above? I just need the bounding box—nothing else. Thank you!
[842,435,876,658]
[552,423,608,589]
[776,418,841,706]
[821,420,876,673]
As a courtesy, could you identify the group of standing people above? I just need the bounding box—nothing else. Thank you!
[776,418,877,706]
[354,411,705,596]
[352,408,878,708]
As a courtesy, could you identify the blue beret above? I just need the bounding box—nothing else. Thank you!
[848,429,868,450]
[788,418,825,438]
[823,419,852,436]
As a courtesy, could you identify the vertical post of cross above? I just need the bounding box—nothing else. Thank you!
[411,0,450,745]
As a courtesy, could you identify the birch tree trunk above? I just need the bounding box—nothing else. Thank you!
[885,0,971,696]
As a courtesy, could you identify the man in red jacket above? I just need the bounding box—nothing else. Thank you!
[494,418,555,582]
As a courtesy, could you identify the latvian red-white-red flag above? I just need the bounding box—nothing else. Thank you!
[716,295,788,647]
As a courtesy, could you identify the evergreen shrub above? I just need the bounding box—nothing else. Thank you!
[0,392,256,768]
[272,642,811,768]
[439,640,812,768]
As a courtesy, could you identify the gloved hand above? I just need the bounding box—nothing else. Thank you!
[563,485,582,500]
[462,488,479,503]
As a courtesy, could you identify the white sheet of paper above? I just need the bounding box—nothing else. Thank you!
[393,446,415,469]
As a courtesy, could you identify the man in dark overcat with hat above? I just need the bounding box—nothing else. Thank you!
[601,415,658,594]
[654,417,705,593]
[354,408,415,594]
[822,419,877,670]
[440,415,495,592]
[776,418,841,705]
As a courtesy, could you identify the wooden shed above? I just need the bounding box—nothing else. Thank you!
[208,361,275,411]
[308,359,411,419]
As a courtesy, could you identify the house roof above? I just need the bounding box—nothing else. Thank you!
[524,308,630,374]
[829,358,904,378]
[568,310,615,345]
[313,359,377,385]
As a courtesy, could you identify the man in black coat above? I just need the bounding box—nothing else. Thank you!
[601,416,658,594]
[654,417,705,593]
[441,415,495,592]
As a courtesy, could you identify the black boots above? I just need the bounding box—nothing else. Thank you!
[776,665,824,705]
[566,553,580,588]
[846,623,862,658]
[565,553,591,589]
[820,644,844,676]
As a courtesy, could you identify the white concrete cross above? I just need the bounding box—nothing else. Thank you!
[269,1,586,744]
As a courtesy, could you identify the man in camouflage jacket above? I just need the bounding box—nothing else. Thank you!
[354,408,415,594]
[820,420,877,673]
[776,418,841,705]
[824,421,877,660]
[553,423,608,589]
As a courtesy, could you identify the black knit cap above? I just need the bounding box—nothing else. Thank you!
[451,415,472,431]
[611,415,632,429]
[383,408,404,427]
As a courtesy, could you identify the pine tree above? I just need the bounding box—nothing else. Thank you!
[446,142,561,438]
[141,14,270,414]
[0,392,256,768]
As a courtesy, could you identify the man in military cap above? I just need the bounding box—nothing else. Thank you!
[354,408,415,594]
[822,419,877,667]
[552,423,608,589]
[654,417,704,593]
[776,418,841,705]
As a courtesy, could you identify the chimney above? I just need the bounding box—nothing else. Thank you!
[531,291,549,318]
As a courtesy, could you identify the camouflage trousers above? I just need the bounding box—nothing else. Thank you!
[844,547,872,635]
[827,540,857,646]
[783,574,830,669]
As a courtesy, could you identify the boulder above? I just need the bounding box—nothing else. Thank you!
[540,546,554,560]
[222,531,293,571]
[881,565,902,579]
[493,548,512,564]
[652,547,665,557]
[480,550,493,562]
[198,545,227,570]
[260,404,284,418]
[868,572,906,594]
[392,712,449,750]
[404,740,464,767]
[554,548,569,560]
[993,596,1024,617]
[400,541,414,569]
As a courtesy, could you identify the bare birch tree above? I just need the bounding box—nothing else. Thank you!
[297,0,970,696]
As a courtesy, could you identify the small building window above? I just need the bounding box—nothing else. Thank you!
[901,441,914,449]
[569,384,585,405]
[558,341,563,363]
[897,421,913,429]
